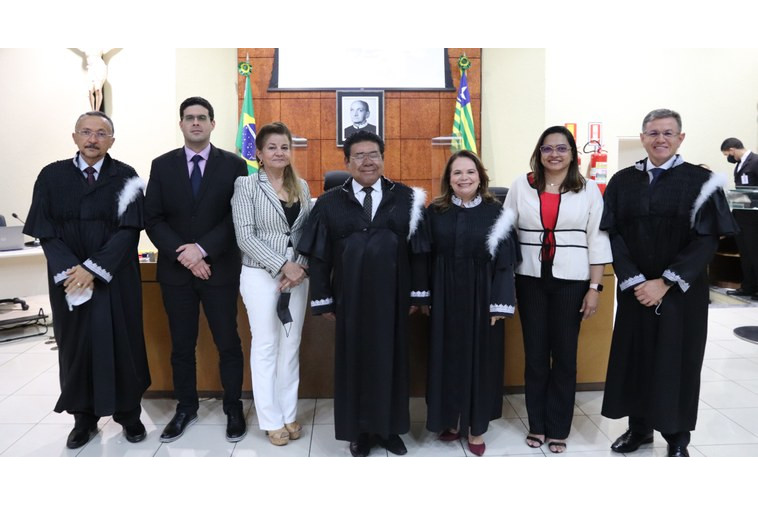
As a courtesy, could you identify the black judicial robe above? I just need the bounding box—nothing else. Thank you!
[600,160,737,433]
[297,177,427,441]
[24,154,150,416]
[423,200,517,437]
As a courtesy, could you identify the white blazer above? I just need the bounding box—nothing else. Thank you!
[503,174,612,281]
[231,169,311,277]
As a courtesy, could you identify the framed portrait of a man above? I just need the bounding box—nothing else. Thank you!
[336,90,384,147]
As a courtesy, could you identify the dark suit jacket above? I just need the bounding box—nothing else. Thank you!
[735,151,758,187]
[344,123,377,139]
[144,144,247,286]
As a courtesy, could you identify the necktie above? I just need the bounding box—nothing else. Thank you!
[649,167,663,185]
[362,187,373,220]
[191,154,203,196]
[84,166,96,186]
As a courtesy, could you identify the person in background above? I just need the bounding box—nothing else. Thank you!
[502,125,611,454]
[720,137,758,299]
[422,150,517,457]
[231,122,311,446]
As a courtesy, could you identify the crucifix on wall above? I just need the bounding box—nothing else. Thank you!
[74,48,117,112]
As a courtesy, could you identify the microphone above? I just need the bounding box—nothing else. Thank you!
[11,213,41,247]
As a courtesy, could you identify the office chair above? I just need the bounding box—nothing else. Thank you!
[0,214,6,226]
[490,187,508,204]
[324,170,351,191]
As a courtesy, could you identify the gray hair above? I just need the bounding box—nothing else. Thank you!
[641,108,681,132]
[75,111,115,135]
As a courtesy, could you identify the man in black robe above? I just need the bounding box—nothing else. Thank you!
[298,130,427,457]
[600,109,737,457]
[24,111,150,449]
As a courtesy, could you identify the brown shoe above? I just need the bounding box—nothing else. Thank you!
[284,422,302,440]
[266,427,290,446]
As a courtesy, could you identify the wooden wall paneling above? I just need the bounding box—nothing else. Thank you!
[384,98,401,139]
[399,98,441,140]
[404,179,434,202]
[319,98,337,140]
[447,48,481,58]
[381,140,402,181]
[320,140,347,178]
[250,58,275,99]
[399,139,432,180]
[280,99,321,140]
[249,98,281,129]
[238,48,275,58]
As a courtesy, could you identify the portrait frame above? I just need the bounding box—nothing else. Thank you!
[336,90,384,147]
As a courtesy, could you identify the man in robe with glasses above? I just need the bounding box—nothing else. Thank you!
[600,109,737,457]
[24,111,150,449]
[298,130,428,457]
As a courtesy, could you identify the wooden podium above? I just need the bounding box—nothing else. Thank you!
[141,263,615,398]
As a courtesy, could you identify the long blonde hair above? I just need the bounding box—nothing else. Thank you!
[256,122,303,207]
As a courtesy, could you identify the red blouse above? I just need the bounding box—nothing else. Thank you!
[539,191,560,261]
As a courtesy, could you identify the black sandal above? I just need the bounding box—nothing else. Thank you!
[548,441,567,453]
[525,435,544,448]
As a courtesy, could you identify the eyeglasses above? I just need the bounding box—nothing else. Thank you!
[643,130,680,139]
[350,151,382,162]
[539,145,570,155]
[183,115,209,122]
[77,130,112,140]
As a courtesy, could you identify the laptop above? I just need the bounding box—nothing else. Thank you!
[0,226,25,251]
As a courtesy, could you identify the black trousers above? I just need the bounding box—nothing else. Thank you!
[629,416,690,446]
[160,279,243,415]
[515,272,587,439]
[73,406,141,428]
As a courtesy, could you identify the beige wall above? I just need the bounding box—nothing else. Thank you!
[482,48,758,189]
[3,47,758,246]
[0,48,238,251]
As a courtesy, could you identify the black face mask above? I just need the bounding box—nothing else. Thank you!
[728,155,738,164]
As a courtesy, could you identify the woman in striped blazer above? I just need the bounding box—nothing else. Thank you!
[231,122,311,446]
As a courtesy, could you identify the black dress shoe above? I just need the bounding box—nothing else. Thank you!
[377,434,408,455]
[160,412,198,443]
[225,407,247,442]
[66,424,98,449]
[124,421,147,443]
[667,444,689,457]
[610,429,654,453]
[349,433,372,457]
[727,288,754,297]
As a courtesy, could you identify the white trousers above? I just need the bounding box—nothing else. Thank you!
[239,264,308,431]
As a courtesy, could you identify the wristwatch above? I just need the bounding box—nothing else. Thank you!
[662,278,675,287]
[589,283,603,292]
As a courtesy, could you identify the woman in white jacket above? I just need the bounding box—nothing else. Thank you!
[503,125,612,453]
[231,122,311,446]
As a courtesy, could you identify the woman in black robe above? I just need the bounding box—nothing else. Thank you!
[423,150,517,456]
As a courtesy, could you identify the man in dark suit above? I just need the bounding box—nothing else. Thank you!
[343,100,377,140]
[721,137,758,298]
[145,96,247,443]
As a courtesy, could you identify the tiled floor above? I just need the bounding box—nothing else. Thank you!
[3,298,758,457]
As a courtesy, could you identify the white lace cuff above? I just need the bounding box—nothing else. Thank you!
[663,270,690,293]
[311,297,334,308]
[83,259,113,283]
[411,290,430,298]
[490,303,515,314]
[53,270,69,285]
[619,274,645,291]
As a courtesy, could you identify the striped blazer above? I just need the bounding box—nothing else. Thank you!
[231,169,311,277]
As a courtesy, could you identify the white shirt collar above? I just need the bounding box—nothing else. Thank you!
[75,154,105,173]
[352,177,382,196]
[452,193,482,208]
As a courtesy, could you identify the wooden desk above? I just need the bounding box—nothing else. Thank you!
[141,264,615,397]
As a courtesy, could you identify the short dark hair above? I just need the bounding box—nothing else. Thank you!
[75,111,114,135]
[180,96,214,121]
[343,130,384,161]
[530,125,585,194]
[641,108,681,132]
[720,137,744,151]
